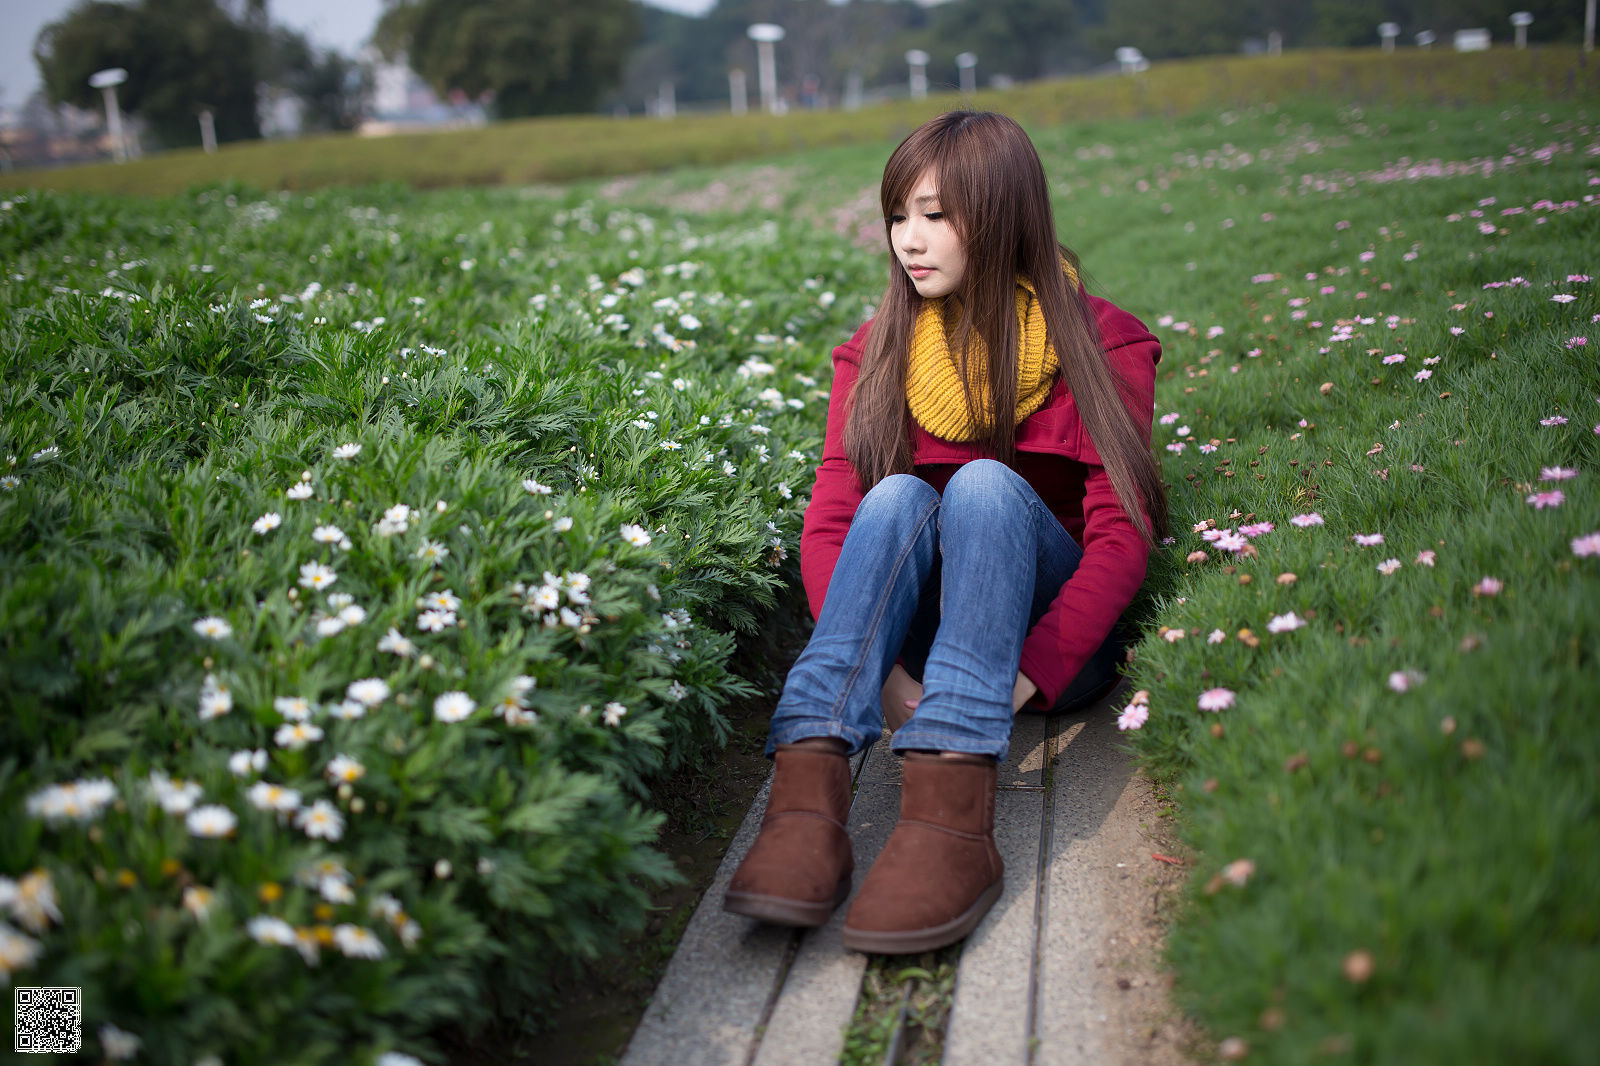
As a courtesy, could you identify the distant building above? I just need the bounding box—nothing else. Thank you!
[0,91,134,170]
[359,48,486,135]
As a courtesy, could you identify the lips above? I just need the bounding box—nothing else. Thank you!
[906,265,934,279]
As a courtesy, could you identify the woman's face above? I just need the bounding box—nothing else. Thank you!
[890,169,967,300]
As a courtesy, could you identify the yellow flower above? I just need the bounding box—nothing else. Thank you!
[115,869,138,889]
[258,882,283,904]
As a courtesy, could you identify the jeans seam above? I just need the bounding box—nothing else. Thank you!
[824,492,940,726]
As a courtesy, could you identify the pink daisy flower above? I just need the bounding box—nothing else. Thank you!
[1198,688,1236,712]
[1473,576,1504,597]
[1526,490,1565,509]
[1353,533,1385,546]
[1376,558,1402,575]
[1289,513,1324,528]
[1415,550,1436,566]
[1116,703,1150,731]
[1540,466,1578,481]
[1541,416,1569,426]
[1388,670,1425,693]
[1572,531,1600,557]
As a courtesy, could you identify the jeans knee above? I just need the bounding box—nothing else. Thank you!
[942,459,1028,524]
[857,473,939,525]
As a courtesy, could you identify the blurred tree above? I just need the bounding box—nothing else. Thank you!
[926,0,1078,81]
[34,0,357,147]
[376,0,638,118]
[35,0,262,147]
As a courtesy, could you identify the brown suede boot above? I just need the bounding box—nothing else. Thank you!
[723,742,854,927]
[841,751,1002,954]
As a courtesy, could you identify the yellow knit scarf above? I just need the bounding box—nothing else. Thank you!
[905,263,1077,441]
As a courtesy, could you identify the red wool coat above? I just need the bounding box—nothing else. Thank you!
[798,294,1161,708]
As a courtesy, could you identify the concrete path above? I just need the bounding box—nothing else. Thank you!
[620,687,1192,1066]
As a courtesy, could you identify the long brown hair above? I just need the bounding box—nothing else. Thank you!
[844,110,1168,544]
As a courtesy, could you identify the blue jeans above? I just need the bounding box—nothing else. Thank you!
[769,459,1123,763]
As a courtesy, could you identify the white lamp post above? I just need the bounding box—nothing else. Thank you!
[1510,11,1533,48]
[729,69,747,115]
[747,23,785,115]
[1267,30,1282,56]
[198,108,217,153]
[1115,46,1147,73]
[955,52,977,95]
[905,49,929,100]
[1378,22,1400,52]
[1586,0,1595,52]
[1415,30,1436,50]
[89,67,128,162]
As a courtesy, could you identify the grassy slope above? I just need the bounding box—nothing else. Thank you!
[3,48,1597,197]
[1059,105,1600,1061]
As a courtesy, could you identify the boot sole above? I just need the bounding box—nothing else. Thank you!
[840,878,1003,954]
[723,873,852,928]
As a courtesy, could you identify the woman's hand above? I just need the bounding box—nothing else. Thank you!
[883,665,1039,727]
[882,663,922,731]
[1012,672,1038,712]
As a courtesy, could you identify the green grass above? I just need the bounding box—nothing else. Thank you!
[1,83,1596,1064]
[3,47,1596,197]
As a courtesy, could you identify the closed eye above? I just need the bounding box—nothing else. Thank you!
[888,214,907,224]
[925,211,944,221]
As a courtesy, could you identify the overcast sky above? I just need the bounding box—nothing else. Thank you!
[1,0,717,108]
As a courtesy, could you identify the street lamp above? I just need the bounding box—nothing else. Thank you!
[905,49,929,100]
[1510,11,1533,49]
[1378,22,1400,52]
[955,52,977,96]
[746,24,785,115]
[88,67,128,163]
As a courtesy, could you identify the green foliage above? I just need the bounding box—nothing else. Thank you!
[377,0,639,119]
[0,177,876,1061]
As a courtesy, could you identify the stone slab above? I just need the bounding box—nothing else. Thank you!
[753,779,901,1066]
[1033,701,1144,1066]
[620,772,795,1066]
[941,788,1045,1066]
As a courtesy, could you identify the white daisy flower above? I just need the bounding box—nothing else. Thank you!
[192,616,232,640]
[99,1021,142,1060]
[414,538,448,564]
[247,781,301,812]
[338,604,367,626]
[416,609,454,632]
[433,691,476,723]
[326,754,366,783]
[553,516,573,532]
[273,696,313,721]
[186,804,238,838]
[286,482,314,500]
[332,443,362,460]
[316,616,347,637]
[522,478,553,495]
[246,915,297,945]
[602,702,628,727]
[198,673,233,721]
[228,748,268,775]
[298,562,337,590]
[274,722,325,749]
[346,678,390,706]
[377,628,416,657]
[326,699,367,721]
[253,512,282,534]
[295,799,344,841]
[312,524,344,544]
[424,589,461,612]
[333,923,386,959]
[620,523,651,546]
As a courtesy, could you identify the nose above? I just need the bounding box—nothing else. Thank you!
[897,218,925,256]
